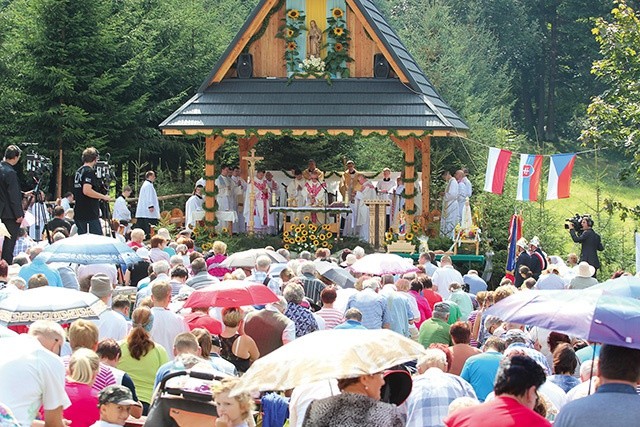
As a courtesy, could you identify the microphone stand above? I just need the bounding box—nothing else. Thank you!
[320,181,331,224]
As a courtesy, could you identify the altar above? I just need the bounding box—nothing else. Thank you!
[270,206,352,237]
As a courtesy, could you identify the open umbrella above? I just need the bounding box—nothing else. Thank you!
[0,287,107,326]
[314,260,355,288]
[350,253,419,276]
[485,289,640,349]
[232,329,426,395]
[36,234,141,265]
[591,276,640,299]
[220,249,286,269]
[183,280,279,309]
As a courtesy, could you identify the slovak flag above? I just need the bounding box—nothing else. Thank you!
[484,147,512,194]
[547,153,576,200]
[516,154,543,202]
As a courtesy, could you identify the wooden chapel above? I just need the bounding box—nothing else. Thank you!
[160,0,468,228]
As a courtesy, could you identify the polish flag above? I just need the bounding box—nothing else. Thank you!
[547,153,576,200]
[516,154,543,202]
[483,147,512,194]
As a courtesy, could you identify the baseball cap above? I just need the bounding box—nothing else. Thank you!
[98,385,141,406]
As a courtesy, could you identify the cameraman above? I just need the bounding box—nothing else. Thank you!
[73,147,110,235]
[569,216,604,277]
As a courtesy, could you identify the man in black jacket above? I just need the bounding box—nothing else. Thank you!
[569,216,604,276]
[0,145,25,263]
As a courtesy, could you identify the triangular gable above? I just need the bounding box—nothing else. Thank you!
[187,0,467,131]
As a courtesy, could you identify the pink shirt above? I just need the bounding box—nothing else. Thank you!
[63,381,99,427]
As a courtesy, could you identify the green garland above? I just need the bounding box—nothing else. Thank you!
[323,7,353,78]
[280,169,381,179]
[245,0,286,52]
[184,128,435,139]
[277,9,307,74]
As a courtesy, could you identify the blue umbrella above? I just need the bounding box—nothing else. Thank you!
[590,276,640,299]
[485,289,640,350]
[36,233,141,265]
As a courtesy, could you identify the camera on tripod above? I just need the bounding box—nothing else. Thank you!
[565,213,590,233]
[25,152,53,183]
[95,153,113,194]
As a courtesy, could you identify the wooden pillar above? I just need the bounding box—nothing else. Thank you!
[390,136,416,224]
[238,136,259,181]
[420,136,431,226]
[204,135,226,224]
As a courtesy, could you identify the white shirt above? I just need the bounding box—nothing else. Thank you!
[135,180,160,219]
[0,335,71,427]
[431,265,463,300]
[150,306,189,360]
[94,308,129,341]
[112,195,131,222]
[289,379,340,427]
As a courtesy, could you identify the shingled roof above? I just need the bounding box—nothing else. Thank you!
[160,0,468,134]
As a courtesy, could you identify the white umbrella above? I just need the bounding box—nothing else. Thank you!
[350,253,419,276]
[0,287,107,326]
[232,329,426,395]
[36,233,141,265]
[220,249,286,268]
[314,260,356,288]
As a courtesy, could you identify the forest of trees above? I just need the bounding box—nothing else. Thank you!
[1,0,639,276]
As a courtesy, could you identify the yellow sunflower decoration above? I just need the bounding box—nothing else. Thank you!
[286,29,295,38]
[287,41,297,51]
[284,244,290,249]
[313,240,320,246]
[300,223,307,229]
[322,224,330,230]
[301,230,308,236]
[327,232,333,238]
[332,7,344,19]
[406,233,414,241]
[322,241,329,247]
[333,27,344,37]
[334,43,344,52]
[411,223,420,232]
[319,234,326,241]
[283,231,290,237]
[309,224,317,232]
[303,215,310,222]
[288,9,300,19]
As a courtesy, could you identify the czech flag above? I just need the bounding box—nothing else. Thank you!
[516,154,543,202]
[484,147,512,194]
[546,153,576,200]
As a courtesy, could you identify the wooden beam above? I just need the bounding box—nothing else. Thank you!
[238,136,259,181]
[390,136,416,224]
[204,136,225,223]
[162,128,467,137]
[207,0,280,86]
[345,0,410,84]
[420,136,431,227]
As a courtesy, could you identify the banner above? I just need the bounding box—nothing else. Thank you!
[546,153,576,200]
[505,213,523,282]
[516,154,543,202]
[484,147,512,194]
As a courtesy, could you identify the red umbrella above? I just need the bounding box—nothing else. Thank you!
[183,280,279,308]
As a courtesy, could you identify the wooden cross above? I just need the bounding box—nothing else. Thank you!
[242,148,264,234]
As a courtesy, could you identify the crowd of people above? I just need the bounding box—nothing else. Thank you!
[1,144,639,427]
[1,217,638,426]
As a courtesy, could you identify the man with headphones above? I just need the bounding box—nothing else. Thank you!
[569,216,604,277]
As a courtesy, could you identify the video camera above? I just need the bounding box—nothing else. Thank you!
[565,213,590,233]
[95,153,113,194]
[25,152,53,189]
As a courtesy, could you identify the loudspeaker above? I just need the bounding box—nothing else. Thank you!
[373,53,390,79]
[236,53,253,79]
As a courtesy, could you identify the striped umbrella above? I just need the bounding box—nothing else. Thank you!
[0,287,107,326]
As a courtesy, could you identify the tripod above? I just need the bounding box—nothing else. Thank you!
[100,194,114,238]
[30,178,52,244]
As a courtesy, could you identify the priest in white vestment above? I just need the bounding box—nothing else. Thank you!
[440,170,459,239]
[135,171,160,238]
[244,170,271,234]
[185,184,204,229]
[302,170,327,223]
[355,174,377,242]
[231,166,246,233]
[287,169,307,222]
[456,169,473,221]
[376,167,395,229]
